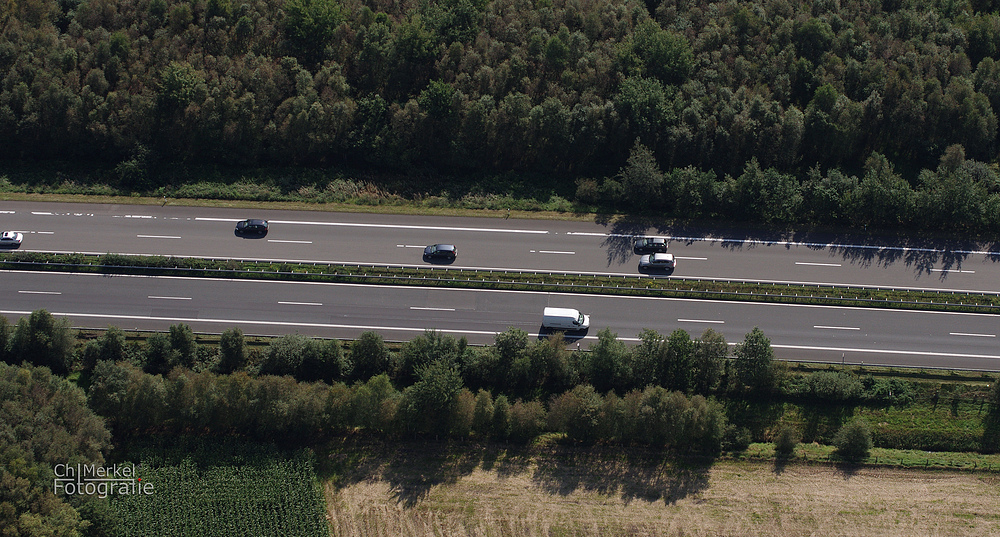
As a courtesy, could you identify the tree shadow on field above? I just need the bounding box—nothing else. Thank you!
[833,461,862,479]
[326,435,710,508]
[327,436,534,508]
[772,456,790,476]
[595,217,1000,281]
[530,444,711,505]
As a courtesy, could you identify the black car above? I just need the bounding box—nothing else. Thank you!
[423,244,457,260]
[235,219,269,237]
[633,237,668,254]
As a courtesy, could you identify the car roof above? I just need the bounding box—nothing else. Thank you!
[652,253,674,260]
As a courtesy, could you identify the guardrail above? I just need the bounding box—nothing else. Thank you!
[2,252,999,313]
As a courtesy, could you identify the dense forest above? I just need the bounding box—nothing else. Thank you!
[3,0,1000,230]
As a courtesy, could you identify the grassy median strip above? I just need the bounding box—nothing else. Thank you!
[2,251,999,313]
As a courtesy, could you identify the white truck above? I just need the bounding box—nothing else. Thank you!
[541,307,590,331]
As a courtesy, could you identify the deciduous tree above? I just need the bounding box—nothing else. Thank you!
[10,310,75,375]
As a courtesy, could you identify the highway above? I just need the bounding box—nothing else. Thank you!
[2,270,999,370]
[1,201,999,291]
[1,201,999,370]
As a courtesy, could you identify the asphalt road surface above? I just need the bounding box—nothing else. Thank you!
[2,201,1000,291]
[3,270,999,371]
[1,201,999,370]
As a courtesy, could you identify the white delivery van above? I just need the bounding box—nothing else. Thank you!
[542,307,590,331]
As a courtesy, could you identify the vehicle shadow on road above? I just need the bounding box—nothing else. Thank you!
[422,256,457,265]
[537,327,588,343]
[598,217,1000,281]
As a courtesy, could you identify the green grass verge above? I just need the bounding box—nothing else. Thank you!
[736,442,1000,471]
[3,251,999,314]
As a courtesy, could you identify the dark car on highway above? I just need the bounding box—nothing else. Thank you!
[423,244,457,260]
[235,219,268,237]
[633,237,668,254]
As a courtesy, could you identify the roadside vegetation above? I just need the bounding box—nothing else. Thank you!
[4,309,1000,535]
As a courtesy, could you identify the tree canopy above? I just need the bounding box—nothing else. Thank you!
[1,0,998,234]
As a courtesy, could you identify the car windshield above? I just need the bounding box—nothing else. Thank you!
[576,312,584,324]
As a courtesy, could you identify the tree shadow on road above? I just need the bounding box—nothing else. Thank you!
[595,217,1000,281]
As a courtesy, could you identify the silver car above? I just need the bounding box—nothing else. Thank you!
[0,231,23,247]
[639,253,675,270]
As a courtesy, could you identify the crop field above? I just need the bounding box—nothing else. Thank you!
[111,440,328,536]
[325,439,1000,537]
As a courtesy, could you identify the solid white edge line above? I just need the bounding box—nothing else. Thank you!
[796,262,842,267]
[267,240,313,244]
[194,217,548,234]
[538,250,575,255]
[949,332,996,338]
[410,307,457,311]
[771,343,1000,360]
[814,325,861,330]
[136,235,182,239]
[677,319,724,324]
[18,290,61,295]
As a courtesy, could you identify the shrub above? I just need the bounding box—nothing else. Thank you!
[803,371,863,402]
[723,426,752,452]
[509,399,547,442]
[862,377,915,407]
[833,418,873,462]
[574,178,600,204]
[80,326,132,373]
[773,423,800,458]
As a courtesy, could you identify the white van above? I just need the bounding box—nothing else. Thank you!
[542,307,590,331]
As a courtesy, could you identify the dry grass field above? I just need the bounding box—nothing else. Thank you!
[325,441,1000,537]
